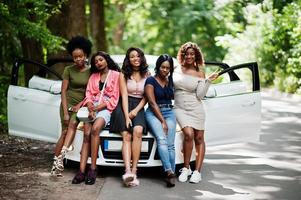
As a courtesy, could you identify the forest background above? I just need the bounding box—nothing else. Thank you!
[0,0,300,131]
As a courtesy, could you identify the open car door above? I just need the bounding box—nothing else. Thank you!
[203,62,261,145]
[7,59,63,143]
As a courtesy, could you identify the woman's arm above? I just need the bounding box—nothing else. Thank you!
[128,97,147,119]
[128,73,150,118]
[144,84,164,122]
[119,73,131,128]
[82,74,99,119]
[145,84,167,133]
[72,100,84,112]
[61,79,69,124]
[207,69,219,81]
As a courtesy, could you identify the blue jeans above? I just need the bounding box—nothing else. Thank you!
[145,107,176,173]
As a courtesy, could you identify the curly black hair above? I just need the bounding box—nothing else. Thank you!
[90,51,120,74]
[66,36,92,56]
[121,47,148,80]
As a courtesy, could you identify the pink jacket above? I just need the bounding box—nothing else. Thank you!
[83,70,120,113]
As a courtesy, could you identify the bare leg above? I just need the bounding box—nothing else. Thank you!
[121,131,132,171]
[54,120,79,174]
[131,126,143,173]
[54,128,67,156]
[79,122,92,173]
[182,127,194,169]
[194,130,205,171]
[90,118,105,170]
[63,120,79,148]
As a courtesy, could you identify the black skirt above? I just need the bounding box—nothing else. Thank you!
[109,96,147,135]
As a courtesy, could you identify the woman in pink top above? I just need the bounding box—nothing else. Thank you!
[111,47,149,187]
[72,51,120,185]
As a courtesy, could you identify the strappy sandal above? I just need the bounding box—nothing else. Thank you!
[56,154,64,171]
[127,177,139,187]
[50,157,63,177]
[56,145,74,172]
[122,172,135,185]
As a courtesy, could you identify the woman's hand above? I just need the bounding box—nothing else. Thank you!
[129,109,138,119]
[87,104,94,112]
[72,104,81,112]
[125,117,133,130]
[88,110,96,120]
[207,70,220,81]
[162,120,168,134]
[63,113,70,126]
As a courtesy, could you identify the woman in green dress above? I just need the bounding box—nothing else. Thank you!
[51,36,92,176]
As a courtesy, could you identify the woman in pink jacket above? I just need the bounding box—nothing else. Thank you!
[72,51,120,185]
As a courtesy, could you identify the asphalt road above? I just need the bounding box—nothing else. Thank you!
[96,91,301,200]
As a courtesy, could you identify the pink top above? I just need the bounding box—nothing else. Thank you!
[83,70,120,113]
[127,77,147,98]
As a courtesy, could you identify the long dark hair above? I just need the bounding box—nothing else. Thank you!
[121,47,148,80]
[90,51,120,74]
[155,54,174,87]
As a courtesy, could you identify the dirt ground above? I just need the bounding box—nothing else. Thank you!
[0,134,104,200]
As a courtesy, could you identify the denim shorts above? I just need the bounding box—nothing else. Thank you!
[94,102,111,126]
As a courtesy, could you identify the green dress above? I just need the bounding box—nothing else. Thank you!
[60,65,90,128]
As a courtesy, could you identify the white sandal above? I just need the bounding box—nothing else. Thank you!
[127,177,139,187]
[122,172,135,185]
[56,145,74,172]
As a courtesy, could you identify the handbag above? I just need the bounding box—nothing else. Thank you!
[77,70,111,122]
[196,78,211,100]
[76,106,91,122]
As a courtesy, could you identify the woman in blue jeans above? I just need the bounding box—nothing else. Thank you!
[145,54,176,187]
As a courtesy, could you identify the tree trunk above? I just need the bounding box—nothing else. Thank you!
[90,0,107,52]
[18,1,44,86]
[47,0,88,78]
[47,0,87,39]
[113,3,126,47]
[20,37,43,86]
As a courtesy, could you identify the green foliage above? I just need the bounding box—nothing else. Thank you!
[106,0,229,60]
[0,0,66,73]
[0,75,9,133]
[0,0,66,132]
[259,0,301,93]
[215,0,301,94]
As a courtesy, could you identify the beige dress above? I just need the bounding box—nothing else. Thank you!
[173,67,209,130]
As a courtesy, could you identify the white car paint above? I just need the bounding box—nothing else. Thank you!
[8,85,61,142]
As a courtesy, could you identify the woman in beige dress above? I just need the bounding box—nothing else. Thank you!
[173,42,219,183]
